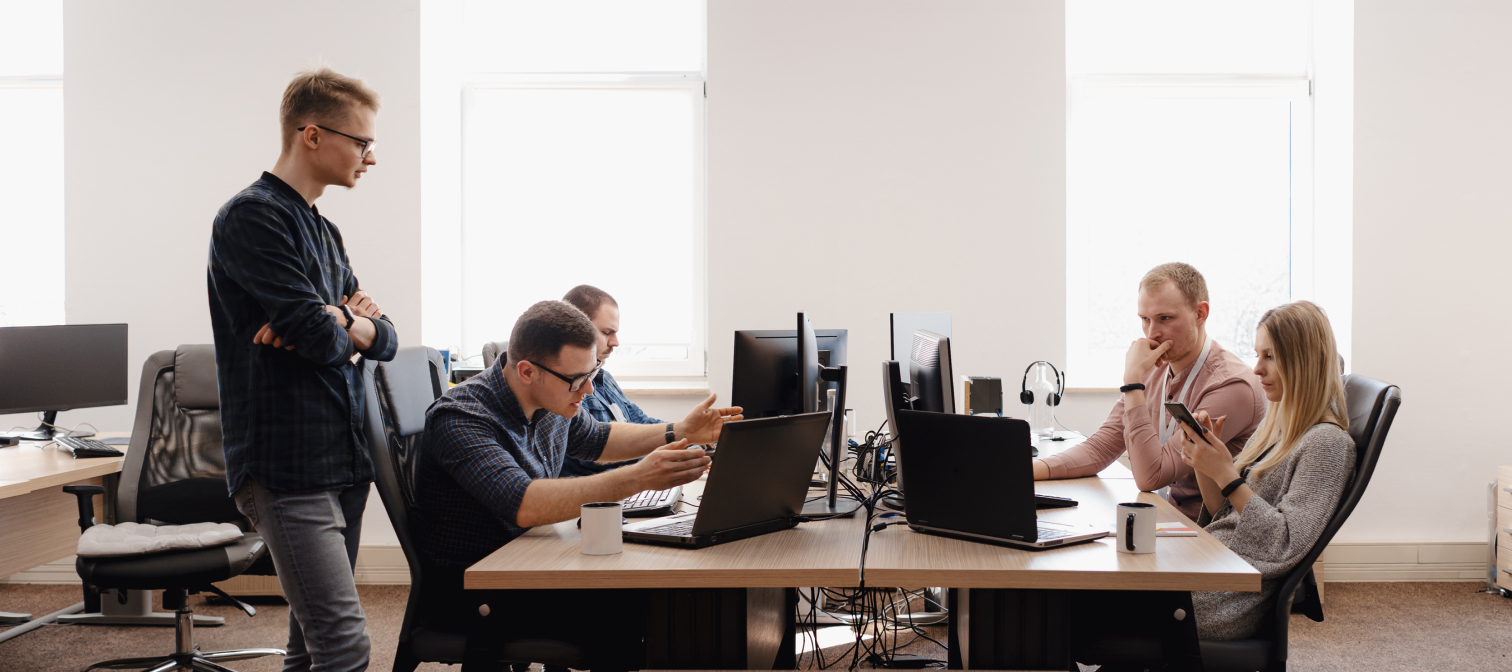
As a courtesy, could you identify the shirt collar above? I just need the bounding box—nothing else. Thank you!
[259,171,318,213]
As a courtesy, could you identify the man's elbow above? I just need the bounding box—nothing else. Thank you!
[1135,474,1170,492]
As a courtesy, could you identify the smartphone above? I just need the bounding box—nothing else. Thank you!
[1163,401,1207,437]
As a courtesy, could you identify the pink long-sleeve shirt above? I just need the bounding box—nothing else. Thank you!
[1043,339,1266,519]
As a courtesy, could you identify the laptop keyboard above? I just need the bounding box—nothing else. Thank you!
[1036,526,1074,540]
[640,519,696,537]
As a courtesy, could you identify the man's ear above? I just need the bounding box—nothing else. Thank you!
[1194,301,1210,326]
[300,124,320,151]
[515,359,534,384]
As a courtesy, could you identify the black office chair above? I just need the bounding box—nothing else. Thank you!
[360,346,585,672]
[480,340,508,369]
[1083,374,1401,672]
[61,345,276,628]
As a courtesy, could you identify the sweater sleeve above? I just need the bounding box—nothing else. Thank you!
[1224,426,1355,579]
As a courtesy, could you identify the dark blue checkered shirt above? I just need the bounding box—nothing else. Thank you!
[208,172,398,495]
[413,363,610,572]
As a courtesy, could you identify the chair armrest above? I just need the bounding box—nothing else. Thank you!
[62,485,105,533]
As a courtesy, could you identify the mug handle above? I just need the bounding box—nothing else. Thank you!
[1125,512,1136,552]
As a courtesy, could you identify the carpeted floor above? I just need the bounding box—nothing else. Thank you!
[1,582,1508,671]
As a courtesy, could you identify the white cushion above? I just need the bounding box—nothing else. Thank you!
[77,522,244,558]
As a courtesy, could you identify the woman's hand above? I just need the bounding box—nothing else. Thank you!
[1179,411,1240,484]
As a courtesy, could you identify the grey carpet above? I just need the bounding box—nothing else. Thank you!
[1,582,1508,671]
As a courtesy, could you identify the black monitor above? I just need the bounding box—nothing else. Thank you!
[731,327,847,419]
[796,312,860,518]
[908,330,955,414]
[0,324,129,441]
[889,312,951,384]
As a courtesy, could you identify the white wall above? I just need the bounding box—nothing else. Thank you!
[1346,0,1512,543]
[706,0,1076,437]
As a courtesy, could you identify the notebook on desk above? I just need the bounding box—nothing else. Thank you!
[892,410,1109,550]
[622,412,831,549]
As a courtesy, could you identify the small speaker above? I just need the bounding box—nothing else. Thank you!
[962,376,1003,416]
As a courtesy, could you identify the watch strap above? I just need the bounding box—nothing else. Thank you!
[339,305,356,330]
[665,423,676,444]
[1221,477,1246,498]
[1119,383,1146,393]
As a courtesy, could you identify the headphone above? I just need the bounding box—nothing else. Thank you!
[1020,360,1065,407]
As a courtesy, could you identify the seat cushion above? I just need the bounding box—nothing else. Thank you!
[77,534,265,591]
[78,521,243,558]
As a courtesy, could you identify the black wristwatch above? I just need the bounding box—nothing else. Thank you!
[339,305,356,330]
[1119,383,1146,393]
[665,423,677,444]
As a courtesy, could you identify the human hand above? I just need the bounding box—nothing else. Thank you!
[676,394,744,445]
[343,291,383,319]
[1124,337,1174,385]
[631,440,711,491]
[253,323,295,350]
[1179,411,1236,481]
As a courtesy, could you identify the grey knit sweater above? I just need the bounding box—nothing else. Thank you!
[1192,422,1355,641]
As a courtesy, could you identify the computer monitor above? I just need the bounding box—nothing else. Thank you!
[909,330,955,414]
[795,311,860,517]
[890,312,951,384]
[730,328,848,419]
[0,324,129,441]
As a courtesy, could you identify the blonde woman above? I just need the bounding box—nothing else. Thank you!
[1179,300,1355,640]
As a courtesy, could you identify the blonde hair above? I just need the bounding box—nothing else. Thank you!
[279,67,381,150]
[1234,301,1348,478]
[1140,262,1209,309]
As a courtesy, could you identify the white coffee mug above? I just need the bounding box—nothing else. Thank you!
[1116,502,1157,554]
[580,502,624,555]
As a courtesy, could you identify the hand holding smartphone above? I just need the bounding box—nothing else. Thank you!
[1163,401,1207,437]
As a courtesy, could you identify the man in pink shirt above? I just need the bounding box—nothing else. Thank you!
[1033,263,1266,519]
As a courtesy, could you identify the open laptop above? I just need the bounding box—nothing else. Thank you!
[623,412,831,549]
[891,409,1110,550]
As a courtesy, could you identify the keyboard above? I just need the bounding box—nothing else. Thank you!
[621,485,682,518]
[640,519,696,537]
[1036,525,1074,540]
[55,436,125,458]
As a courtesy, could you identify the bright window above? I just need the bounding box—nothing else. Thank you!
[455,0,706,377]
[0,0,64,327]
[1066,0,1349,387]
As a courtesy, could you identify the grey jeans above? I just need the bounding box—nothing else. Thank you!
[235,479,371,672]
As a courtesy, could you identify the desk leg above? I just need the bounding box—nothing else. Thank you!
[645,587,796,669]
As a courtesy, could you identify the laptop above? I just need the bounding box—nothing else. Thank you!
[623,412,831,548]
[891,409,1110,550]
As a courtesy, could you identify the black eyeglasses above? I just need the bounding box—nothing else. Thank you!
[529,359,603,392]
[297,124,376,159]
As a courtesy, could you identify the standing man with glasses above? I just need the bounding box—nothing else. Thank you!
[412,300,739,669]
[208,68,395,672]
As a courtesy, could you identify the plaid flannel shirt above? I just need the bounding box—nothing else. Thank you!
[413,363,609,572]
[558,367,664,477]
[208,172,398,496]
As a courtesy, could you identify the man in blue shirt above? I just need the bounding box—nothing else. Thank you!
[413,300,739,668]
[209,68,395,672]
[559,285,666,477]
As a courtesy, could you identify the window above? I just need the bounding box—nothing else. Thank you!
[451,0,706,377]
[1066,0,1351,387]
[0,1,64,327]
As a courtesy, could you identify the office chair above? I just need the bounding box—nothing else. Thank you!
[1083,374,1401,672]
[61,345,276,628]
[480,340,508,368]
[361,346,585,672]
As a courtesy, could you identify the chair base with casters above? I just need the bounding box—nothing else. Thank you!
[58,588,225,627]
[64,485,285,672]
[80,587,283,672]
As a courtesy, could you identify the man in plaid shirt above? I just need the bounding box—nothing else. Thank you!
[209,68,395,672]
[413,300,740,669]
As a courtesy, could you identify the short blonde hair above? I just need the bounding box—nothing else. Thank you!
[279,68,381,150]
[1139,262,1209,309]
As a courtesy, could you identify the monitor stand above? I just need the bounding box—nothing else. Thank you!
[801,363,862,518]
[0,410,91,442]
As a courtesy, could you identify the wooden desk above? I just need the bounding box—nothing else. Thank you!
[0,439,124,578]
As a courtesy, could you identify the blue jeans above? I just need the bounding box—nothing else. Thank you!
[235,479,371,672]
